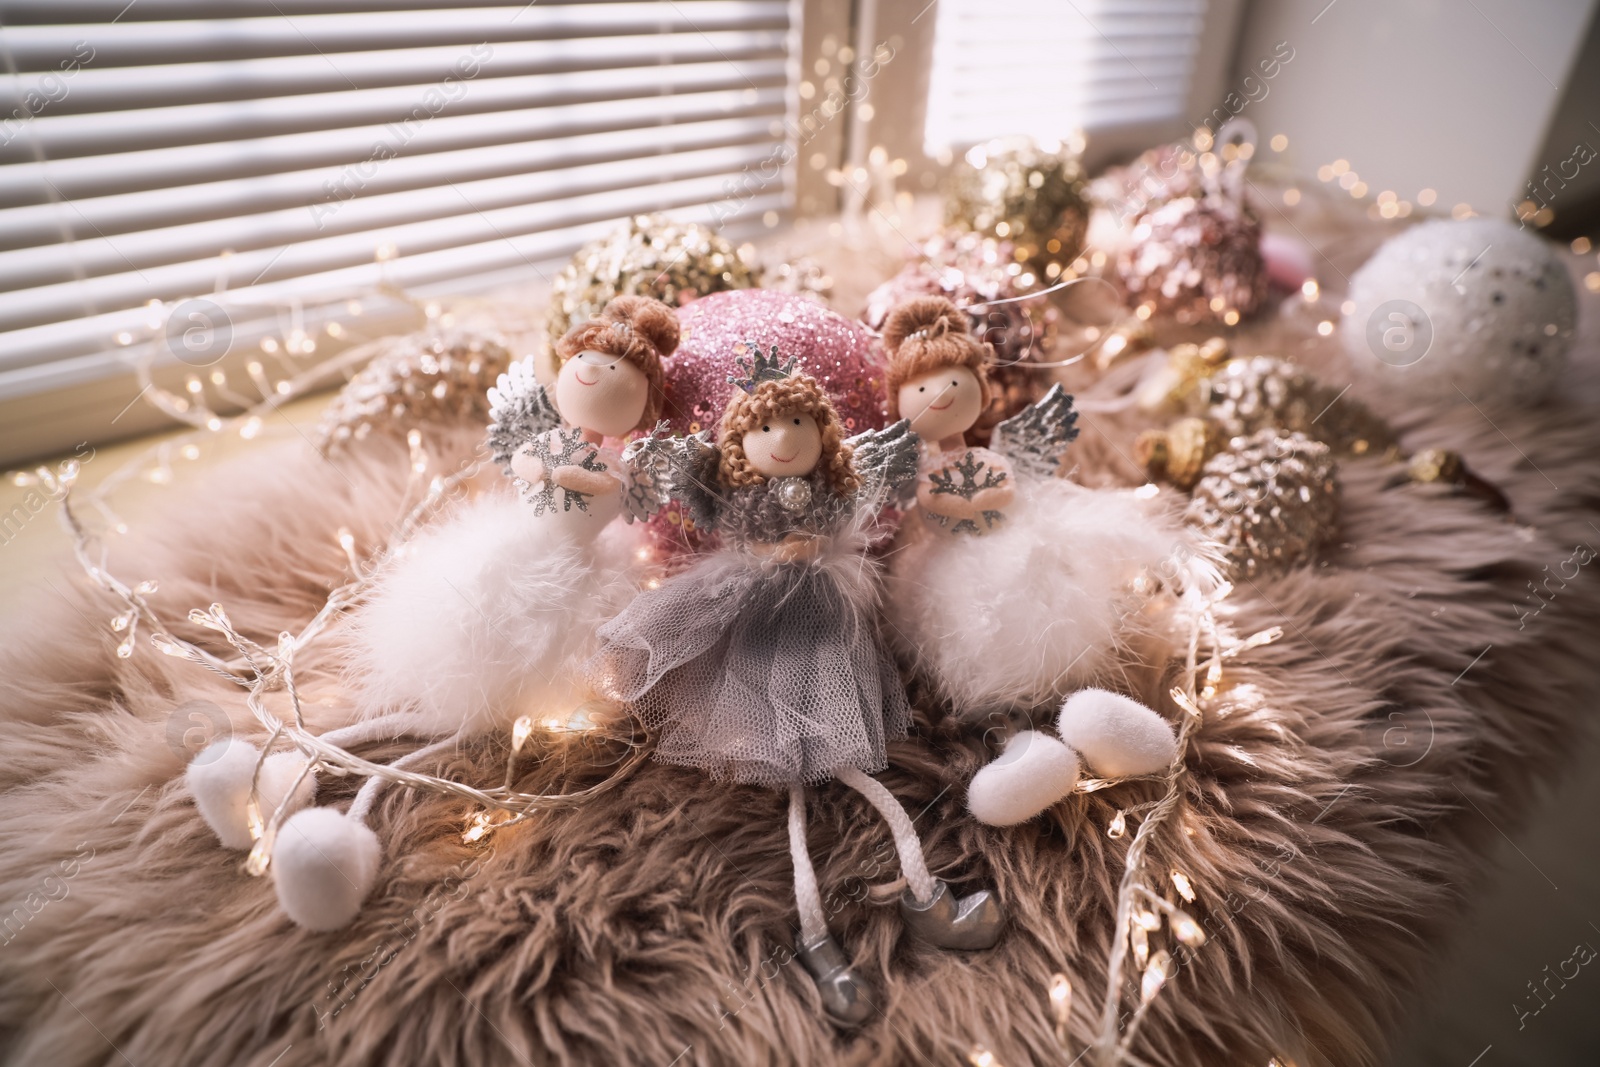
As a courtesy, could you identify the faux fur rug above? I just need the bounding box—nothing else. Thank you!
[4,293,1600,1067]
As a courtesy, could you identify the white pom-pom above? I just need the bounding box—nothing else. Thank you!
[967,730,1081,827]
[1056,689,1177,778]
[186,741,316,850]
[272,808,382,931]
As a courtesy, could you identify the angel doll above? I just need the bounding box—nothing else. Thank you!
[589,347,1002,1026]
[878,297,1213,827]
[186,296,677,930]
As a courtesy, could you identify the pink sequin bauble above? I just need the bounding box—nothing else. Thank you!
[648,288,891,557]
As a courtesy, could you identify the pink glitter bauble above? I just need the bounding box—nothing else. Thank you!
[647,288,891,557]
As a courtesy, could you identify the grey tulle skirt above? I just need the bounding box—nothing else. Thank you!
[587,546,911,788]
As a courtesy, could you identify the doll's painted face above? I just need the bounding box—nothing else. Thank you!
[742,409,823,478]
[556,350,649,437]
[897,365,984,442]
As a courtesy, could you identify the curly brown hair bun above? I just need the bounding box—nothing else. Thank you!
[881,295,992,421]
[554,295,676,431]
[717,373,860,497]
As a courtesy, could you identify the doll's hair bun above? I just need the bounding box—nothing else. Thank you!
[881,295,992,421]
[882,296,971,355]
[600,295,680,359]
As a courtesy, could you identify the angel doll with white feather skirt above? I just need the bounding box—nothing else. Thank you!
[878,297,1216,828]
[588,344,1004,1026]
[184,296,681,933]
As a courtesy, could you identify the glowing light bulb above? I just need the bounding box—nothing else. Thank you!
[1107,811,1127,839]
[461,811,493,843]
[1172,910,1206,947]
[1140,950,1172,1003]
[1170,869,1196,902]
[1048,973,1071,1023]
[511,715,535,753]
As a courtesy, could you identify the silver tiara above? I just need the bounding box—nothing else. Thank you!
[726,341,797,393]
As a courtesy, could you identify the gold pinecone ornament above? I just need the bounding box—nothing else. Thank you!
[314,328,513,454]
[1201,354,1396,456]
[1186,430,1340,577]
[1138,342,1397,458]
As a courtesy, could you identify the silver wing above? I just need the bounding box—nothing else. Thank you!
[618,422,676,524]
[621,427,722,529]
[486,356,562,474]
[990,384,1079,481]
[846,419,920,510]
[675,431,723,532]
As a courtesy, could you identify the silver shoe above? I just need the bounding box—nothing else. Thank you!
[797,931,874,1026]
[899,879,1004,950]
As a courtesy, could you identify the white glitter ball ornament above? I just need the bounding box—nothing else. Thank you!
[1340,218,1576,405]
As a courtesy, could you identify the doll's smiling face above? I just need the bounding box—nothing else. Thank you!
[556,350,649,437]
[741,409,823,478]
[898,365,983,442]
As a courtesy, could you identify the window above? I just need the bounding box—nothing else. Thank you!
[922,0,1212,155]
[0,0,799,461]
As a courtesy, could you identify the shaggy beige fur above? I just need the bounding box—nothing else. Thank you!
[3,313,1599,1067]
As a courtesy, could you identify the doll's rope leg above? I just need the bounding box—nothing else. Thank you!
[835,766,1004,951]
[787,784,828,944]
[788,784,873,1026]
[348,735,464,823]
[316,711,432,750]
[833,766,937,904]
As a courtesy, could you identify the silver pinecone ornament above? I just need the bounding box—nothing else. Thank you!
[1186,430,1339,576]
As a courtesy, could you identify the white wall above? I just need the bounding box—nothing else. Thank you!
[1232,0,1597,216]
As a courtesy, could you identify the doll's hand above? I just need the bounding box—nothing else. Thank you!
[553,465,622,498]
[510,449,547,488]
[971,481,1014,515]
[916,480,978,521]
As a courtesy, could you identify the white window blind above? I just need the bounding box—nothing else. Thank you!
[0,0,798,416]
[923,0,1208,154]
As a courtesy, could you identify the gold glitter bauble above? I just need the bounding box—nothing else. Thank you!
[1117,195,1267,325]
[944,136,1090,278]
[758,256,834,303]
[1198,354,1397,456]
[545,214,755,359]
[314,328,512,454]
[1186,430,1340,577]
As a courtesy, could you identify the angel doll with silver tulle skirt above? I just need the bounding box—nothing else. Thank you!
[878,297,1218,828]
[588,345,1003,1026]
[182,297,681,934]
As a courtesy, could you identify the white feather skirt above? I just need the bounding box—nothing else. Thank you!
[344,490,647,736]
[882,480,1212,721]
